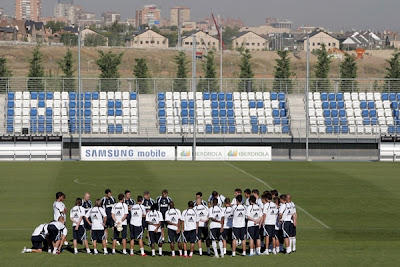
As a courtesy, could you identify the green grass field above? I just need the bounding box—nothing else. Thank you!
[1,161,399,266]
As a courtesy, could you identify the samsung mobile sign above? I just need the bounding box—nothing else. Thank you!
[177,146,271,161]
[81,146,175,161]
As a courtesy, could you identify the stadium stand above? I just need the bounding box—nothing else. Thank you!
[156,92,290,134]
[6,91,138,134]
[308,92,400,134]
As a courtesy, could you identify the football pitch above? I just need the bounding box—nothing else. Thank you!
[0,161,399,266]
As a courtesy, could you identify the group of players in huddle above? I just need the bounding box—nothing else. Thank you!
[21,188,297,258]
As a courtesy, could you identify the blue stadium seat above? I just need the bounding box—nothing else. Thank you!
[227,109,234,118]
[394,110,400,118]
[8,92,15,100]
[368,101,375,109]
[388,125,395,134]
[326,126,333,134]
[229,126,236,133]
[182,118,188,125]
[211,92,218,101]
[30,92,37,100]
[30,125,37,133]
[108,101,114,108]
[159,109,166,117]
[108,125,115,133]
[181,101,188,109]
[7,101,14,108]
[38,125,44,133]
[115,100,122,109]
[220,110,227,117]
[159,118,166,126]
[370,110,377,117]
[220,118,227,126]
[363,118,371,125]
[371,117,378,125]
[282,126,290,134]
[219,102,226,109]
[189,118,194,125]
[84,109,91,117]
[396,126,400,133]
[227,101,233,109]
[322,102,329,109]
[338,101,344,109]
[360,101,367,109]
[38,100,45,108]
[189,100,194,109]
[158,92,165,101]
[108,109,114,116]
[211,101,218,109]
[325,118,332,125]
[189,109,194,118]
[257,101,263,109]
[7,109,14,117]
[272,109,280,118]
[332,118,339,126]
[226,93,233,101]
[249,101,256,109]
[279,101,286,109]
[85,101,91,108]
[389,93,396,101]
[274,118,281,125]
[206,125,212,133]
[341,126,349,133]
[46,125,52,133]
[30,108,37,117]
[323,110,330,117]
[83,92,91,101]
[92,92,99,100]
[397,93,400,101]
[228,118,235,125]
[280,109,286,117]
[336,93,343,101]
[331,110,338,117]
[339,109,346,117]
[271,92,278,100]
[278,92,285,101]
[39,92,45,100]
[46,108,52,117]
[260,125,267,134]
[281,117,289,125]
[252,125,259,133]
[69,101,76,109]
[69,109,76,117]
[158,102,165,109]
[391,102,398,109]
[334,126,340,134]
[321,93,328,101]
[130,92,136,100]
[203,92,210,100]
[381,93,388,101]
[328,93,335,101]
[212,118,219,125]
[212,110,219,117]
[330,102,337,109]
[218,93,225,101]
[221,125,228,133]
[362,110,369,118]
[251,117,258,125]
[340,118,347,125]
[213,126,220,133]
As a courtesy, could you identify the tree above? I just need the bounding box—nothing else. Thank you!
[28,46,45,91]
[164,32,178,47]
[133,58,151,93]
[84,33,107,47]
[385,51,400,91]
[58,49,76,91]
[312,43,331,91]
[95,50,123,91]
[60,32,78,46]
[45,21,66,33]
[0,57,12,91]
[222,26,240,49]
[174,51,189,92]
[339,53,358,92]
[273,50,294,92]
[198,50,218,92]
[238,49,254,92]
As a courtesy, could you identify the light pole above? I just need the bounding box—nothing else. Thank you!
[306,36,310,161]
[192,35,197,161]
[78,26,82,160]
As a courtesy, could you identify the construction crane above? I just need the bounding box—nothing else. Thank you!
[211,13,225,50]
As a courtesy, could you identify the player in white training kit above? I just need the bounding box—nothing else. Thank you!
[21,223,49,253]
[47,216,66,254]
[208,198,225,258]
[222,198,233,255]
[111,193,129,255]
[286,194,297,252]
[231,195,247,256]
[262,192,279,255]
[194,198,210,256]
[70,198,91,254]
[53,192,68,246]
[85,199,108,255]
[181,201,199,258]
[208,191,226,207]
[129,196,147,256]
[165,201,182,257]
[246,195,262,256]
[146,203,164,256]
[279,194,293,254]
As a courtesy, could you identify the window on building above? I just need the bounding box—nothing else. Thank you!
[213,42,215,45]
[313,42,315,46]
[317,42,320,45]
[252,43,255,46]
[140,41,143,44]
[328,43,331,46]
[157,41,159,44]
[257,43,260,46]
[185,42,189,45]
[246,43,249,45]
[333,43,336,47]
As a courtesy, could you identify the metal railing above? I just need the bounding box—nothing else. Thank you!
[1,78,400,94]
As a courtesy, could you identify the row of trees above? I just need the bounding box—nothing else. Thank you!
[1,45,400,92]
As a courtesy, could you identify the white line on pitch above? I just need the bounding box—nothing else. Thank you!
[224,161,331,230]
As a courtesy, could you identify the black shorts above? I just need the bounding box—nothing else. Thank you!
[47,225,60,242]
[84,218,91,230]
[247,226,260,240]
[264,225,276,239]
[91,230,106,242]
[113,225,127,240]
[126,213,132,225]
[31,235,45,250]
[222,229,232,241]
[277,229,284,243]
[290,223,296,237]
[149,231,162,245]
[197,227,208,241]
[282,222,291,238]
[209,228,222,241]
[130,225,144,240]
[232,227,246,240]
[167,228,181,243]
[160,212,167,228]
[73,225,87,241]
[105,217,114,228]
[183,230,197,243]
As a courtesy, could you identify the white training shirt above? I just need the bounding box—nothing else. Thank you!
[245,198,250,207]
[130,204,146,227]
[232,204,247,228]
[182,208,199,231]
[165,208,182,231]
[246,204,262,227]
[279,203,292,222]
[86,207,107,230]
[32,223,48,238]
[146,210,163,232]
[255,198,264,209]
[208,206,224,229]
[263,202,279,226]
[208,194,226,207]
[194,204,209,228]
[287,201,297,223]
[53,201,66,221]
[223,206,233,229]
[49,221,65,231]
[70,205,86,226]
[112,202,129,225]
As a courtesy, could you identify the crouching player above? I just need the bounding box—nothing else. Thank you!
[129,196,147,256]
[86,199,108,255]
[70,198,91,254]
[208,198,224,258]
[21,223,49,253]
[165,201,182,257]
[47,217,67,254]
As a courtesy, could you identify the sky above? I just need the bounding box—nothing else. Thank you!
[2,0,400,31]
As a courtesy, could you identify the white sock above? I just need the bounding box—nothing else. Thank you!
[158,247,162,255]
[140,247,145,255]
[152,249,155,256]
[232,251,236,256]
[130,249,134,255]
[184,250,187,256]
[123,249,126,254]
[242,251,246,256]
[52,248,57,254]
[112,249,115,253]
[171,250,175,256]
[94,249,98,254]
[86,248,91,253]
[26,248,32,253]
[179,249,182,256]
[48,248,51,253]
[256,247,261,254]
[212,241,218,255]
[289,238,293,250]
[74,248,78,253]
[250,248,254,255]
[292,237,296,250]
[199,248,202,255]
[223,247,226,254]
[104,248,108,253]
[218,241,224,255]
[189,251,193,257]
